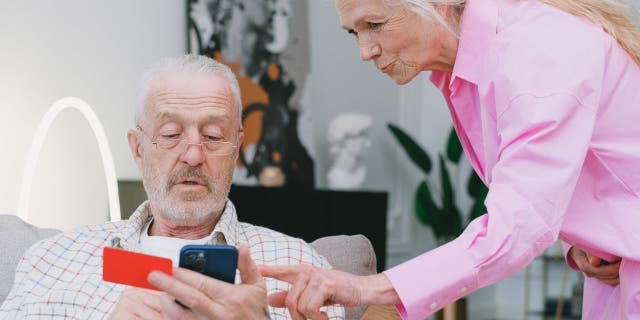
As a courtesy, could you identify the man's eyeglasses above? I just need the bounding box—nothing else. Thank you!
[136,126,236,157]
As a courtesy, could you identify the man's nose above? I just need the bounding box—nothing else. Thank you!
[180,142,206,167]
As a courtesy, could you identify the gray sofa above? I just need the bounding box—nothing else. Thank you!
[0,214,377,319]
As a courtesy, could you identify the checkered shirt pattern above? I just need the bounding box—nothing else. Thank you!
[0,201,345,319]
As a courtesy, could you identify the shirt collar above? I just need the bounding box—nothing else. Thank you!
[209,200,240,246]
[449,0,499,85]
[117,199,240,250]
[116,201,153,250]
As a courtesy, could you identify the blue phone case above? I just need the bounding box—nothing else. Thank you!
[179,245,238,284]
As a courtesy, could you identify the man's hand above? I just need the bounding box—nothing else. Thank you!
[148,245,271,320]
[109,287,165,319]
[569,247,621,286]
[261,264,398,320]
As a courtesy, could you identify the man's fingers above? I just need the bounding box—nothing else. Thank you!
[140,290,164,314]
[159,294,184,319]
[128,288,164,316]
[148,270,220,314]
[238,245,262,285]
[133,304,163,320]
[171,267,233,300]
[130,293,163,320]
[159,293,198,320]
[268,291,289,308]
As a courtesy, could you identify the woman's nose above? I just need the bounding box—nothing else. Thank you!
[359,41,381,61]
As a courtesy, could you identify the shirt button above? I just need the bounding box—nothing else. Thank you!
[430,302,438,310]
[460,286,468,293]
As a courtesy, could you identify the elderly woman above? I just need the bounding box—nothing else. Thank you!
[261,0,640,319]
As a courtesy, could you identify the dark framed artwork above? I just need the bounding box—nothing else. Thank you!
[187,0,314,187]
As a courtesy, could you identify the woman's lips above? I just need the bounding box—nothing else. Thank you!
[380,63,392,73]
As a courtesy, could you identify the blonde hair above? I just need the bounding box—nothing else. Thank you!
[540,0,640,65]
[392,0,640,65]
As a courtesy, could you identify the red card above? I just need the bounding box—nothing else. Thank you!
[103,247,172,290]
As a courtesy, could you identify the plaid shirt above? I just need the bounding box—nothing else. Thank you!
[0,201,344,319]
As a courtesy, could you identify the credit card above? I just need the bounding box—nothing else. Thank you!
[103,247,172,290]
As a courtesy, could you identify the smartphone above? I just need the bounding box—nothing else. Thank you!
[179,245,238,284]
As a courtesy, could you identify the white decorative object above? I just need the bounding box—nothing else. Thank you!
[326,113,373,190]
[18,97,121,223]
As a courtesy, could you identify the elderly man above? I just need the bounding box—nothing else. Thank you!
[0,55,344,319]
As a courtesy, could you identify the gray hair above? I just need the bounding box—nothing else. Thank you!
[136,54,243,128]
[385,0,465,35]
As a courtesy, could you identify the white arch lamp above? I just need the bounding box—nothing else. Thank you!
[17,97,121,223]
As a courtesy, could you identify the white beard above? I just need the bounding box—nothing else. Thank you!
[142,164,232,226]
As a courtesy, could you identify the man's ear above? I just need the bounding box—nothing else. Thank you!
[127,129,143,171]
[234,130,244,162]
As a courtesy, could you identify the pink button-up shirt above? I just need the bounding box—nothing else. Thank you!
[384,0,640,319]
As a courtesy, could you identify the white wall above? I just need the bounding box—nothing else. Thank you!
[0,1,185,228]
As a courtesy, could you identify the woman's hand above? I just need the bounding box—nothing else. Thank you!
[261,264,399,320]
[148,245,271,320]
[569,247,621,286]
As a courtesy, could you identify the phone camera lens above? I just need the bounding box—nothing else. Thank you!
[185,252,197,264]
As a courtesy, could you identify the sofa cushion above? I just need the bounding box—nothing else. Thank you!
[311,234,377,320]
[0,215,61,303]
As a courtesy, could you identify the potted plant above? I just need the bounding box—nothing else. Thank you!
[387,123,489,319]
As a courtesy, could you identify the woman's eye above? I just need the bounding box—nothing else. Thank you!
[368,22,384,30]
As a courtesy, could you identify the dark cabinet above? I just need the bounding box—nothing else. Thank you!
[229,185,388,271]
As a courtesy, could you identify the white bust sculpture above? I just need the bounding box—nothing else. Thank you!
[326,113,373,190]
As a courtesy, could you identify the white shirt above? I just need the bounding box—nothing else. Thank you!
[139,219,209,267]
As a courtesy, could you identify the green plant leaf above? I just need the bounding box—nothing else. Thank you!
[439,155,455,213]
[438,155,463,238]
[449,206,463,239]
[468,187,489,224]
[467,171,486,198]
[387,123,432,174]
[415,181,444,238]
[446,128,463,163]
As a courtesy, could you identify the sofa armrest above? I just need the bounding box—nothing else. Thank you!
[0,215,61,303]
[311,234,377,320]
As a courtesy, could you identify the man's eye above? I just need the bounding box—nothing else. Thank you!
[348,29,358,37]
[204,135,222,141]
[160,133,181,139]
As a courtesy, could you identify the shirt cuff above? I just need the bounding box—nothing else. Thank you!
[562,241,579,271]
[383,238,478,320]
